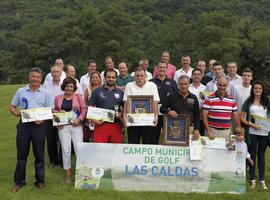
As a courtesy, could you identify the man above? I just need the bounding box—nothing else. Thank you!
[44,58,66,83]
[196,60,212,85]
[80,60,97,92]
[89,69,124,143]
[116,62,134,92]
[160,75,200,140]
[43,65,63,168]
[205,62,234,95]
[152,51,176,79]
[206,59,216,79]
[189,68,206,135]
[123,67,160,144]
[9,68,53,192]
[227,62,243,86]
[202,76,240,140]
[65,65,84,96]
[173,55,193,84]
[150,62,178,144]
[131,58,153,81]
[100,56,120,82]
[233,68,253,113]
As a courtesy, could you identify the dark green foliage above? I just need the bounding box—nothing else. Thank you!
[1,0,270,90]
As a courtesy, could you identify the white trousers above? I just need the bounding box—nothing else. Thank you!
[58,125,83,170]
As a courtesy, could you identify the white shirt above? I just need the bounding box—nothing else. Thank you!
[44,71,66,85]
[205,79,235,96]
[100,68,120,83]
[189,83,206,108]
[249,104,268,136]
[227,74,243,86]
[74,78,84,97]
[234,85,251,113]
[173,67,193,83]
[131,71,153,81]
[235,141,250,159]
[80,73,90,93]
[123,81,160,102]
[43,80,64,107]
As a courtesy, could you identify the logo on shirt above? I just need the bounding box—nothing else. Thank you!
[166,81,171,85]
[100,92,106,99]
[187,98,194,104]
[114,93,120,99]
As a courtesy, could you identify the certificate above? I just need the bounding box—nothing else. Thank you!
[200,136,226,150]
[21,107,53,123]
[53,111,78,126]
[87,107,115,123]
[199,90,211,100]
[252,115,270,131]
[126,114,155,126]
[190,140,203,160]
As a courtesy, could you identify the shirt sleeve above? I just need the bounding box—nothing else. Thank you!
[89,89,97,106]
[123,83,131,101]
[160,94,171,114]
[193,96,200,129]
[152,83,160,102]
[202,96,211,110]
[11,89,21,107]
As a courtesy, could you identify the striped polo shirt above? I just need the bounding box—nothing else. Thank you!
[203,91,237,129]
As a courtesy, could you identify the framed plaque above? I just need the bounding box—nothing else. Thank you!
[163,114,190,146]
[126,95,154,126]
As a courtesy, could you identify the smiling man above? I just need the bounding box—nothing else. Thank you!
[9,68,53,192]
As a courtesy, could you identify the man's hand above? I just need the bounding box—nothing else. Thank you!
[207,128,216,140]
[91,119,103,125]
[71,119,81,126]
[153,115,158,127]
[192,129,200,140]
[168,110,177,118]
[35,120,44,125]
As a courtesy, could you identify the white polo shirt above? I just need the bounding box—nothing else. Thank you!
[173,67,193,83]
[123,81,160,102]
[189,83,206,108]
[131,71,153,81]
[80,73,90,93]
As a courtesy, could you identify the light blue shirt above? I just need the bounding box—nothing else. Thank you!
[11,85,53,109]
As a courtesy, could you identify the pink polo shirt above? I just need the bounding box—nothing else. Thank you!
[152,63,176,79]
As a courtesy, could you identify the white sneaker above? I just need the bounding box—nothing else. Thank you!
[250,180,256,189]
[260,181,268,190]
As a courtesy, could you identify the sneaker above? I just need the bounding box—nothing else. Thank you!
[260,181,268,190]
[250,180,256,189]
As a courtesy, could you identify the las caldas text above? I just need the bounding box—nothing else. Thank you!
[123,146,198,177]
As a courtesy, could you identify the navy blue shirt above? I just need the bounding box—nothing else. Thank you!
[88,86,124,110]
[149,77,178,104]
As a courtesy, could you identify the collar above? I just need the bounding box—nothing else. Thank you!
[103,85,117,92]
[177,91,192,98]
[214,90,228,99]
[26,84,42,92]
[154,76,168,82]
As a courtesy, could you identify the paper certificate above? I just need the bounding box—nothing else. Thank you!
[53,111,78,126]
[87,107,115,123]
[190,140,203,160]
[252,115,270,131]
[21,107,53,123]
[200,90,211,99]
[200,136,226,150]
[157,104,163,116]
[126,113,154,127]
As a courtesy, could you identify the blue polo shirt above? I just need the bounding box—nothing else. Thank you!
[11,85,53,109]
[89,86,124,110]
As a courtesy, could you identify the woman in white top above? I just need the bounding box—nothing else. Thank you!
[240,81,270,190]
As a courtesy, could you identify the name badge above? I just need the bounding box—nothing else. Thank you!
[187,98,194,104]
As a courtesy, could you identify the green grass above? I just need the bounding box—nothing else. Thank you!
[1,84,270,200]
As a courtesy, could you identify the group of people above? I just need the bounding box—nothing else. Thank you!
[9,51,270,192]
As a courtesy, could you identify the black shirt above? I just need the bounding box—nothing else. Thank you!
[160,91,200,129]
[61,99,72,112]
[149,77,178,104]
[201,75,212,85]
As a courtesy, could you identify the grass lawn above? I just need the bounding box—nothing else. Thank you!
[0,84,270,200]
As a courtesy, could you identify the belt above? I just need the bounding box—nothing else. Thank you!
[211,127,229,130]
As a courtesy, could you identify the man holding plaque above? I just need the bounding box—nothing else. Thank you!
[88,69,124,143]
[150,62,178,144]
[160,75,201,140]
[9,68,53,192]
[123,67,160,144]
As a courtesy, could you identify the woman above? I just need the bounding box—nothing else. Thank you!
[54,77,87,184]
[240,81,270,189]
[84,71,102,103]
[83,71,102,142]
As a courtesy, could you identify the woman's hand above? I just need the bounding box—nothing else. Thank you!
[71,119,81,126]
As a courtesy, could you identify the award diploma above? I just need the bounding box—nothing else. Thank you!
[87,107,115,123]
[53,111,78,126]
[126,113,155,126]
[21,107,53,123]
[252,115,270,131]
[200,136,226,150]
